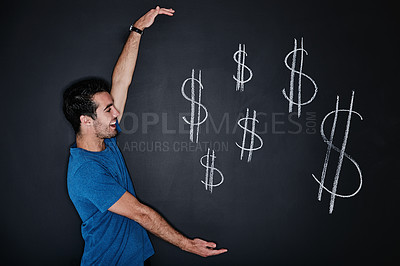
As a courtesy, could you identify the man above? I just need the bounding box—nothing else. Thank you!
[63,6,227,265]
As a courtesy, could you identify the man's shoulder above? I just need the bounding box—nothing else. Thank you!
[67,139,121,181]
[67,159,113,195]
[67,150,108,179]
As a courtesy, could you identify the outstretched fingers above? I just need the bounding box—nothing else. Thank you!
[208,248,228,256]
[193,238,228,257]
[157,7,175,16]
[133,6,175,30]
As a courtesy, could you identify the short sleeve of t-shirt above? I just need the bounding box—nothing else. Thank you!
[73,161,126,213]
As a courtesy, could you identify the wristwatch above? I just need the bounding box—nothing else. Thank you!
[129,25,143,35]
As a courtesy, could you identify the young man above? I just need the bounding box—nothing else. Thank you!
[63,7,227,265]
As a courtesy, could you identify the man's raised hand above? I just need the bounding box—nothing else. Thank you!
[133,6,175,30]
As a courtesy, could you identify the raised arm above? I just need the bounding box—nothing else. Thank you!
[108,191,228,257]
[111,6,175,122]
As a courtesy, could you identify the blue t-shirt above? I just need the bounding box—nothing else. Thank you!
[67,123,154,265]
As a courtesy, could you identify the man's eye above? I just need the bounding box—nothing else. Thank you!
[106,109,111,112]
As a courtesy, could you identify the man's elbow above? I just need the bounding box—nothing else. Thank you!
[112,76,132,91]
[132,208,155,231]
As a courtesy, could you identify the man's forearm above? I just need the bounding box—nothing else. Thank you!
[111,31,141,122]
[109,191,191,251]
[109,191,227,257]
[136,202,191,251]
[136,202,227,257]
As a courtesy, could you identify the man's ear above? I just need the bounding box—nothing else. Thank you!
[80,115,93,128]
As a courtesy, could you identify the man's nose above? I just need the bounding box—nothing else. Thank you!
[112,106,120,117]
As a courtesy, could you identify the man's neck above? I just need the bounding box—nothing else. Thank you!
[76,133,106,152]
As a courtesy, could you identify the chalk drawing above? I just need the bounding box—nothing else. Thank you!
[181,69,209,143]
[200,148,224,193]
[233,44,253,92]
[282,38,318,117]
[235,108,264,162]
[312,91,363,214]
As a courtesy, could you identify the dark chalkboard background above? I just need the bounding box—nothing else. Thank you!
[1,0,398,265]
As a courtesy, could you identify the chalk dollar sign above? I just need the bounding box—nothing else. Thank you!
[282,37,318,117]
[312,91,363,214]
[235,108,263,162]
[200,148,224,193]
[181,69,209,143]
[233,43,253,92]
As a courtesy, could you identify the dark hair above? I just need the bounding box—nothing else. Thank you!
[63,77,110,134]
